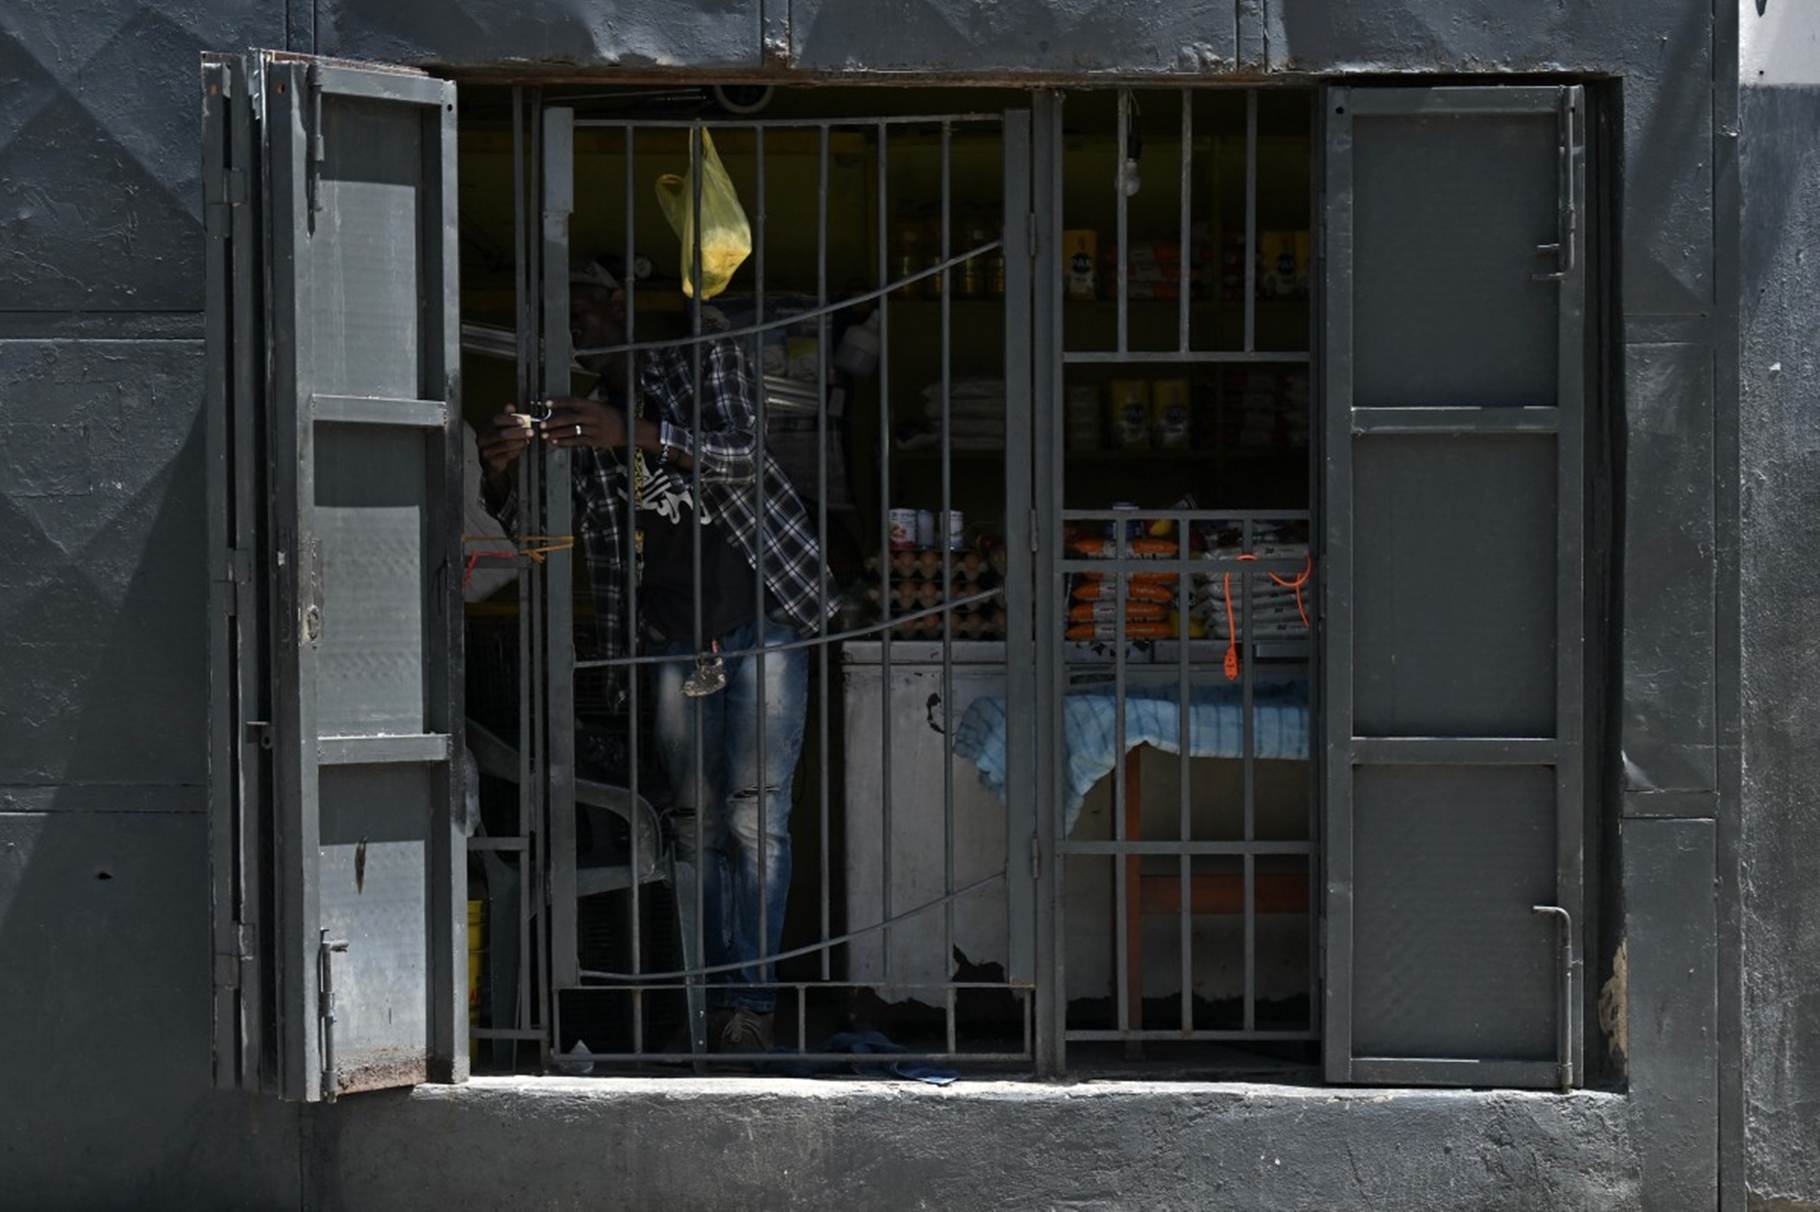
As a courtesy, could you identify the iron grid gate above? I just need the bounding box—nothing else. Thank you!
[458,85,1332,1078]
[468,99,1043,1072]
[1033,89,1320,1072]
[456,82,1582,1084]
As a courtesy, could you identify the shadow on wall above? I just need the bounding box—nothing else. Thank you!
[0,365,301,1204]
[317,0,747,68]
[0,346,206,788]
[0,8,259,312]
[793,0,1251,72]
[1272,0,1619,74]
[0,809,302,1206]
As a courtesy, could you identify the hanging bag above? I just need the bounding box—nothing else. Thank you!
[655,129,751,299]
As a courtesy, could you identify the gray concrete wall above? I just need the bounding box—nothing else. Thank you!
[1739,6,1820,1205]
[0,2,303,1205]
[0,0,1763,1208]
[316,1078,1638,1212]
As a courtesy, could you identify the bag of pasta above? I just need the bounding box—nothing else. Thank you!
[655,129,751,299]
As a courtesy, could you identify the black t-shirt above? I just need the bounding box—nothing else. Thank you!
[632,454,760,644]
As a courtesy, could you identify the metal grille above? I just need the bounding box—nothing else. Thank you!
[461,84,1317,1078]
[1037,88,1317,1070]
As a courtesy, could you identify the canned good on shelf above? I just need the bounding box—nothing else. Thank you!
[1066,384,1102,451]
[1062,230,1098,299]
[1108,380,1151,450]
[889,508,918,550]
[1152,378,1192,449]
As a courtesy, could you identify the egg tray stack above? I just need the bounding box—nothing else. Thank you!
[864,547,1008,641]
[1064,535,1184,642]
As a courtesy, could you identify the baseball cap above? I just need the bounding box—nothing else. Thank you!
[569,258,623,292]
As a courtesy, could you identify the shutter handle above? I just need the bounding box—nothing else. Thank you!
[318,930,350,1101]
[1532,904,1577,1091]
[1532,90,1579,283]
[302,536,324,644]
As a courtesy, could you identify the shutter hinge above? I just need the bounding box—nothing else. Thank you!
[1029,508,1039,554]
[215,548,252,617]
[214,920,252,991]
[1029,831,1041,881]
[305,65,326,232]
[209,167,247,212]
[1027,216,1038,260]
[275,527,293,643]
[1315,916,1326,1014]
[243,721,274,751]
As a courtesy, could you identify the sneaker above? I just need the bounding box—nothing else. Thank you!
[710,1007,775,1055]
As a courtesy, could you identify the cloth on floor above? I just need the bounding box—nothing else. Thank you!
[766,1030,959,1084]
[952,679,1310,834]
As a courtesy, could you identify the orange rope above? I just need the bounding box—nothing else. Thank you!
[1220,554,1314,680]
[1220,554,1256,680]
[1269,557,1313,629]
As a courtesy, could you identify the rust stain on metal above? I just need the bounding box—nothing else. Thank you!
[354,839,367,894]
[337,1049,428,1094]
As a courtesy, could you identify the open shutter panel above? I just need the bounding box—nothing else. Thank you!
[205,54,266,1092]
[208,51,465,1101]
[1321,85,1586,1089]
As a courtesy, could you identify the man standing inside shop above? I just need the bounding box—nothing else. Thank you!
[477,259,832,1055]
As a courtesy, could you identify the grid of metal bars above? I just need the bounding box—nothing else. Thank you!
[1039,87,1317,1069]
[464,85,1316,1077]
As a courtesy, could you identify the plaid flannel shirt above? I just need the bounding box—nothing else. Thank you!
[499,335,834,664]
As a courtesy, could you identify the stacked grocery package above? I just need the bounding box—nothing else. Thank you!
[1188,525,1314,643]
[1204,366,1311,451]
[1065,532,1185,642]
[1061,514,1313,653]
[892,378,1008,452]
[1217,227,1311,302]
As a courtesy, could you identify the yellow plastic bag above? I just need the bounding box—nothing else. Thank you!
[655,129,751,299]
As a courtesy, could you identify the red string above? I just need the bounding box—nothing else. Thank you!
[1221,554,1314,679]
[1269,557,1313,629]
[460,535,574,592]
[1221,555,1257,680]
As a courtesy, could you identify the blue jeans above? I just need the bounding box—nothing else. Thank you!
[652,612,808,1014]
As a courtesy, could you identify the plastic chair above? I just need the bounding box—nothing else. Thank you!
[464,717,706,1065]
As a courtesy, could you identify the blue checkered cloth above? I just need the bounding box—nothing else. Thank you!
[952,680,1310,834]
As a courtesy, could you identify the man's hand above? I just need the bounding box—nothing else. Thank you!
[476,407,534,486]
[475,397,656,511]
[537,396,632,451]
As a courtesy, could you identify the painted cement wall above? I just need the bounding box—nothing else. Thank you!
[314,1079,1638,1212]
[0,0,1783,1207]
[0,1,305,1206]
[1737,6,1820,1206]
[1739,3,1820,1204]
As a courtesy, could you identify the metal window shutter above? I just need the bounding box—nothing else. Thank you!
[1320,84,1587,1089]
[205,51,465,1101]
